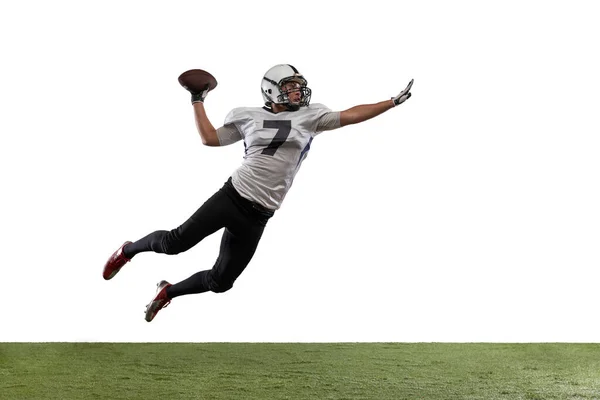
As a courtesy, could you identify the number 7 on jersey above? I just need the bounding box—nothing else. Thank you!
[261,120,291,156]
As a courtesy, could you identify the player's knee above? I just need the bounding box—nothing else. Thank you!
[210,281,234,293]
[207,273,234,293]
[160,230,191,255]
[162,245,182,255]
[161,241,182,255]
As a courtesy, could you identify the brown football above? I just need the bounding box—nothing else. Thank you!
[178,69,218,93]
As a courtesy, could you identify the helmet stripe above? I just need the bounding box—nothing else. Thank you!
[263,76,278,85]
[288,64,299,73]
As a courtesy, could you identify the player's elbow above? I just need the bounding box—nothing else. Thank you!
[200,131,220,146]
[201,137,217,146]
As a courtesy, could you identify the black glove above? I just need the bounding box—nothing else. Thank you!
[190,84,210,105]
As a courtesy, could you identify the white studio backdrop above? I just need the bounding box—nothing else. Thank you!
[1,0,599,342]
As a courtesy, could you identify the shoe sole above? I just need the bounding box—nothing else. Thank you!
[105,268,121,280]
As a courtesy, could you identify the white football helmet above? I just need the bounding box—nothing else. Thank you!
[261,64,312,110]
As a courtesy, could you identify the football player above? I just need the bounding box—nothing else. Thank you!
[103,64,413,322]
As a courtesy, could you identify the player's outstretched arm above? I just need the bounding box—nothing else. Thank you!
[193,102,220,146]
[339,79,413,127]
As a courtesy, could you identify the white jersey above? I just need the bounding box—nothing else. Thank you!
[217,104,341,210]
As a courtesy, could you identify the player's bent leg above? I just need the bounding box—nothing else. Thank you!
[207,223,266,293]
[165,224,266,297]
[149,182,273,298]
[124,184,234,258]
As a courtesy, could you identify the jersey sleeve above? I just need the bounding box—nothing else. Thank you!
[216,124,242,146]
[219,107,254,145]
[309,104,341,136]
[316,111,341,132]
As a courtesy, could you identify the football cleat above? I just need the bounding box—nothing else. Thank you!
[145,280,172,322]
[102,241,133,280]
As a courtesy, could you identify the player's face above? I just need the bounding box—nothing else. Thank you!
[282,81,302,104]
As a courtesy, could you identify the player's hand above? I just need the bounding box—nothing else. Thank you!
[392,79,414,106]
[189,84,210,105]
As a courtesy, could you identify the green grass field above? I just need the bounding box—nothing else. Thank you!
[1,343,599,399]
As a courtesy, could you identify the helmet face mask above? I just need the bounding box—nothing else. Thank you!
[262,64,312,110]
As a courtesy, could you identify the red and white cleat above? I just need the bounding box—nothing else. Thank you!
[102,241,132,280]
[145,280,172,322]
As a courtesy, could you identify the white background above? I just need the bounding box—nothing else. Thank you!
[1,1,599,342]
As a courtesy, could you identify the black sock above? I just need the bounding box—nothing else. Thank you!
[167,271,211,299]
[123,230,170,258]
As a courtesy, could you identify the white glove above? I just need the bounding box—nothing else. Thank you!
[392,79,414,106]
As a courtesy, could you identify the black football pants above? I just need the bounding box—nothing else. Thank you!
[123,178,274,298]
